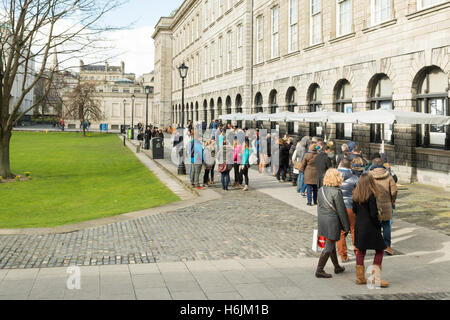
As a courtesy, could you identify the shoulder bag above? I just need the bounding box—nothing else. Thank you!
[321,187,336,213]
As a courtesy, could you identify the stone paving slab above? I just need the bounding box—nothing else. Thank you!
[0,255,449,300]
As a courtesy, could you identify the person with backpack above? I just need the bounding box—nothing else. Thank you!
[369,158,397,256]
[301,144,319,206]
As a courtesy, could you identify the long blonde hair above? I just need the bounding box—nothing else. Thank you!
[323,168,343,187]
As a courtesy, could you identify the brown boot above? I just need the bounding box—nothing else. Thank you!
[315,252,332,278]
[330,247,345,274]
[355,265,367,285]
[370,264,389,288]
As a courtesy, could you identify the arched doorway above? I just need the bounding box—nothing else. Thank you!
[226,96,232,125]
[203,100,208,125]
[285,87,296,135]
[414,66,449,149]
[217,97,223,117]
[254,92,263,129]
[335,80,353,140]
[269,89,278,130]
[195,102,199,121]
[307,84,322,137]
[368,74,393,144]
[236,94,243,128]
[210,98,215,124]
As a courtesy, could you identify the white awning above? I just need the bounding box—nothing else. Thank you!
[350,109,450,125]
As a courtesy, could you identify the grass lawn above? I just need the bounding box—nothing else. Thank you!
[0,131,180,228]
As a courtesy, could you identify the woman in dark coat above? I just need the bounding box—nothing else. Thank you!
[301,144,319,205]
[352,173,389,287]
[315,169,350,278]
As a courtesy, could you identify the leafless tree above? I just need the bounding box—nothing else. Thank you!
[65,82,103,137]
[0,0,125,178]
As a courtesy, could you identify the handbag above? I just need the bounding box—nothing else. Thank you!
[312,229,326,253]
[218,163,227,173]
[321,187,336,212]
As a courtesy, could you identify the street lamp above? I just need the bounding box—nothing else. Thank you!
[131,94,135,139]
[178,62,188,128]
[123,98,126,134]
[177,62,188,175]
[144,86,151,150]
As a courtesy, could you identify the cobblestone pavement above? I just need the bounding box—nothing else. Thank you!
[342,292,450,300]
[395,183,450,236]
[0,189,317,269]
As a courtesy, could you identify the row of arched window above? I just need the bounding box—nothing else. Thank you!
[172,66,449,149]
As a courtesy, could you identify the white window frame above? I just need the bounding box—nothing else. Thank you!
[197,14,200,39]
[271,6,279,59]
[191,19,194,43]
[204,46,209,79]
[256,15,264,63]
[237,24,243,68]
[288,0,298,53]
[218,36,223,74]
[310,0,322,45]
[211,41,215,77]
[228,0,233,11]
[336,0,352,37]
[371,0,391,26]
[227,31,232,72]
[418,0,445,10]
[196,53,200,83]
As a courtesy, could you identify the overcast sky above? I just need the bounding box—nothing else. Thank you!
[90,0,184,77]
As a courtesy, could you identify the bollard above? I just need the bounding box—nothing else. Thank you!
[123,135,126,146]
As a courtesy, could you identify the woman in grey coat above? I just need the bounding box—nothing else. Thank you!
[315,168,350,278]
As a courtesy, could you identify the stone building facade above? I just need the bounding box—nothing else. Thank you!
[65,62,154,131]
[152,0,450,188]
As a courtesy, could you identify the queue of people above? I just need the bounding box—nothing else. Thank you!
[306,139,398,288]
[183,122,255,192]
[172,121,398,287]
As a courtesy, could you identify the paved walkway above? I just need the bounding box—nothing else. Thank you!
[0,136,449,299]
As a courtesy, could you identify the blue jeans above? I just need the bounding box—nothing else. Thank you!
[306,184,318,204]
[381,220,392,247]
[297,172,304,192]
[221,171,230,190]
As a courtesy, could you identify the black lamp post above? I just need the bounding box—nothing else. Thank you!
[177,63,188,175]
[144,86,151,150]
[123,98,126,134]
[178,62,188,128]
[131,94,135,139]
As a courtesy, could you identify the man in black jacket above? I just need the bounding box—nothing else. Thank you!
[315,145,332,188]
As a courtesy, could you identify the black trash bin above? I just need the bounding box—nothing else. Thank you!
[151,137,164,159]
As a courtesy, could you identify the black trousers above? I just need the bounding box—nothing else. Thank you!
[239,165,249,186]
[234,163,242,184]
